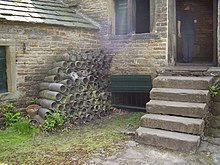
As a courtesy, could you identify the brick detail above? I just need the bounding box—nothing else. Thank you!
[0,22,100,105]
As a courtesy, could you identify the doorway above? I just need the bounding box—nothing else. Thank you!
[168,0,218,65]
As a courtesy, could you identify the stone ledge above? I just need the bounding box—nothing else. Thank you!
[136,127,200,152]
[140,114,204,135]
[105,33,160,41]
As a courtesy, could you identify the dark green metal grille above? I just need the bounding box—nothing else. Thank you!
[111,75,152,110]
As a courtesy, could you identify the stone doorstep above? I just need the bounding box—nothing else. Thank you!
[147,100,208,118]
[163,66,210,72]
[150,88,210,103]
[136,127,200,153]
[153,76,213,90]
[140,114,204,135]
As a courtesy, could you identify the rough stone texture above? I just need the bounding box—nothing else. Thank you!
[89,140,220,165]
[138,73,211,152]
[205,77,220,137]
[209,116,220,129]
[211,102,220,116]
[198,141,209,152]
[212,93,220,102]
[153,76,213,90]
[207,67,220,73]
[140,114,204,135]
[136,127,200,153]
[205,127,220,138]
[147,100,208,118]
[150,88,210,103]
[0,22,100,106]
[77,0,168,75]
[74,1,220,69]
[207,138,220,145]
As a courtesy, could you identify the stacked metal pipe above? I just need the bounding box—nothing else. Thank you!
[36,50,112,124]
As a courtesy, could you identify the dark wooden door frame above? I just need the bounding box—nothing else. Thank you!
[168,0,218,66]
[168,0,176,66]
[213,0,218,66]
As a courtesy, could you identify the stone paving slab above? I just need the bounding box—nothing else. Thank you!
[87,140,220,165]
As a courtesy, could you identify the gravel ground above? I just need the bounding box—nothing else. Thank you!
[87,139,220,165]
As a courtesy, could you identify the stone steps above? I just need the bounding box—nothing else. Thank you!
[136,127,200,152]
[147,100,208,118]
[153,76,213,90]
[140,114,204,135]
[150,88,210,103]
[136,75,213,153]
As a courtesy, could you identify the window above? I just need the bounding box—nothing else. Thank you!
[115,0,150,35]
[136,0,150,33]
[0,40,16,97]
[0,47,7,93]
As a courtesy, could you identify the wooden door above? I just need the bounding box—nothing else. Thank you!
[0,47,7,93]
[176,0,216,64]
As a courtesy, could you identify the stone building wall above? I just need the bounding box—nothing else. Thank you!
[77,0,168,76]
[77,0,112,35]
[205,77,220,137]
[0,22,100,106]
[77,0,220,70]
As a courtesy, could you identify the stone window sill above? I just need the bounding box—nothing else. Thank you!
[106,33,160,41]
[0,91,24,101]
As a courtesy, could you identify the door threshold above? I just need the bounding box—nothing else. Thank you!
[165,65,210,72]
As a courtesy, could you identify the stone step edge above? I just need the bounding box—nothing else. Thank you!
[136,127,201,152]
[146,100,208,118]
[150,88,210,103]
[153,76,213,90]
[147,100,207,108]
[154,76,213,81]
[150,88,210,94]
[140,114,204,135]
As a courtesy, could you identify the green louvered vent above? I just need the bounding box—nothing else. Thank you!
[111,75,152,110]
[0,47,7,93]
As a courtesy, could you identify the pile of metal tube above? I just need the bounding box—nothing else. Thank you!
[37,50,112,124]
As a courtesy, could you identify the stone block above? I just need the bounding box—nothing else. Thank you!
[212,93,220,102]
[209,116,220,129]
[0,117,5,125]
[150,88,210,103]
[136,127,200,153]
[147,100,208,118]
[140,114,204,135]
[153,76,213,90]
[204,127,220,138]
[211,102,220,116]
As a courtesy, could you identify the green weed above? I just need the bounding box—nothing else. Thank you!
[4,112,21,127]
[41,109,65,131]
[209,84,219,97]
[30,98,39,104]
[0,112,144,164]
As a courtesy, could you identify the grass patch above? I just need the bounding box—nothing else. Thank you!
[0,112,144,164]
